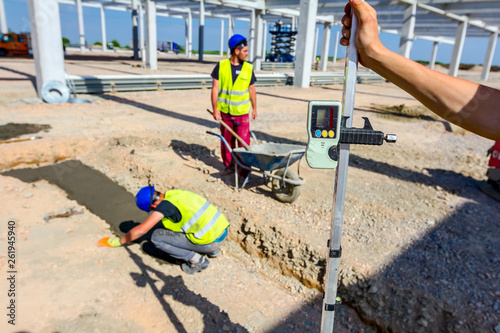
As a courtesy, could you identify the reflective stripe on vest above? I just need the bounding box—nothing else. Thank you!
[217,97,250,106]
[218,89,248,96]
[194,211,221,239]
[181,201,210,233]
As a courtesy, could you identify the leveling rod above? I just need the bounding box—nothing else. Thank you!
[303,5,396,332]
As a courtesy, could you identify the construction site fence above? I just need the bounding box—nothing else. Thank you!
[66,72,386,94]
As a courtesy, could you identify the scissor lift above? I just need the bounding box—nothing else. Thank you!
[266,23,297,63]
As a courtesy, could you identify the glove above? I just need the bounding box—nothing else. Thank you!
[97,237,122,248]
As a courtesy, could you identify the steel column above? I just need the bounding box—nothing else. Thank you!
[249,9,256,62]
[398,2,416,58]
[294,0,318,88]
[332,30,339,64]
[429,41,439,70]
[100,4,107,52]
[449,19,467,77]
[145,0,157,70]
[27,0,66,101]
[199,0,204,62]
[481,29,498,81]
[76,0,85,53]
[254,10,263,70]
[227,16,234,56]
[0,0,7,34]
[320,21,332,71]
[220,19,224,57]
[131,0,139,59]
[313,26,319,63]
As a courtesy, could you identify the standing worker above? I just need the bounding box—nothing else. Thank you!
[276,19,283,32]
[98,186,229,274]
[211,34,257,176]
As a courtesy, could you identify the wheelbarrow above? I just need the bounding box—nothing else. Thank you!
[207,131,306,203]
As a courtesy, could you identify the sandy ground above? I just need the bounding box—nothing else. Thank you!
[0,50,499,333]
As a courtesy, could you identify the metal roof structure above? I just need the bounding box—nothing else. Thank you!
[60,0,500,40]
[13,0,500,101]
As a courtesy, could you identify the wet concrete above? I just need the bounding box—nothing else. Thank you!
[2,160,173,262]
[0,123,51,140]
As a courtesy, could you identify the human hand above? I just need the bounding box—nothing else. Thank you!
[252,109,257,120]
[340,0,385,68]
[213,109,222,121]
[97,237,122,248]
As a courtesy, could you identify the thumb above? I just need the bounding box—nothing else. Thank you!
[349,0,369,20]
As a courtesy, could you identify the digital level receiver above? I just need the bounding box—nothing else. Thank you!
[306,100,343,169]
[306,101,397,170]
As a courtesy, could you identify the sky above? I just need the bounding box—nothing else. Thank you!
[3,0,499,66]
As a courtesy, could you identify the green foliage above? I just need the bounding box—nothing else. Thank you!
[62,37,70,46]
[110,39,121,48]
[178,45,185,53]
[416,60,449,68]
[124,45,131,49]
[93,41,102,46]
[191,50,227,56]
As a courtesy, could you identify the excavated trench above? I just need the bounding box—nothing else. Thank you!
[2,160,181,263]
[0,124,393,332]
[2,159,384,332]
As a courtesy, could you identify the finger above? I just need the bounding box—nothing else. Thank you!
[344,2,352,15]
[340,37,349,47]
[341,26,350,40]
[341,14,351,28]
[349,0,372,22]
[97,237,112,247]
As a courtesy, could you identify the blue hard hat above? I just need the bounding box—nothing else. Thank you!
[228,34,247,52]
[136,185,155,212]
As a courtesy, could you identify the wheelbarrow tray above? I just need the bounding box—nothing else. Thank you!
[233,143,305,171]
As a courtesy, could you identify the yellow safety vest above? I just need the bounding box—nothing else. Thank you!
[216,58,253,116]
[161,190,229,245]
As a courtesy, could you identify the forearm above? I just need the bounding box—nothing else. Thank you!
[343,0,500,140]
[249,85,257,110]
[368,48,500,140]
[120,228,145,245]
[211,79,219,112]
[211,87,218,111]
[118,212,163,246]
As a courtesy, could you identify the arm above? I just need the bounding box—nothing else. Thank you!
[119,211,164,245]
[211,78,221,120]
[341,0,500,140]
[249,84,257,120]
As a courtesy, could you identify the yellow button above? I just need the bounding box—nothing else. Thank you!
[322,130,327,138]
[329,130,335,138]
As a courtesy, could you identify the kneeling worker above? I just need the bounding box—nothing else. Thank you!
[98,186,229,274]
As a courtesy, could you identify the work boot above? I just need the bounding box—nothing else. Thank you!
[181,256,210,274]
[207,249,221,258]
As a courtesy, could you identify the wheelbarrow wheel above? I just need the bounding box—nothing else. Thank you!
[272,168,301,203]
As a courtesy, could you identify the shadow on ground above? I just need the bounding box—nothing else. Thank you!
[3,159,499,331]
[1,160,250,331]
[0,65,37,89]
[126,247,248,333]
[266,195,500,332]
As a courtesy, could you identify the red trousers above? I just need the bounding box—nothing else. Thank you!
[220,113,250,176]
[489,141,500,168]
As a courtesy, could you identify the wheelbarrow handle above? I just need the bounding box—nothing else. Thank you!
[206,131,233,153]
[206,109,251,151]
